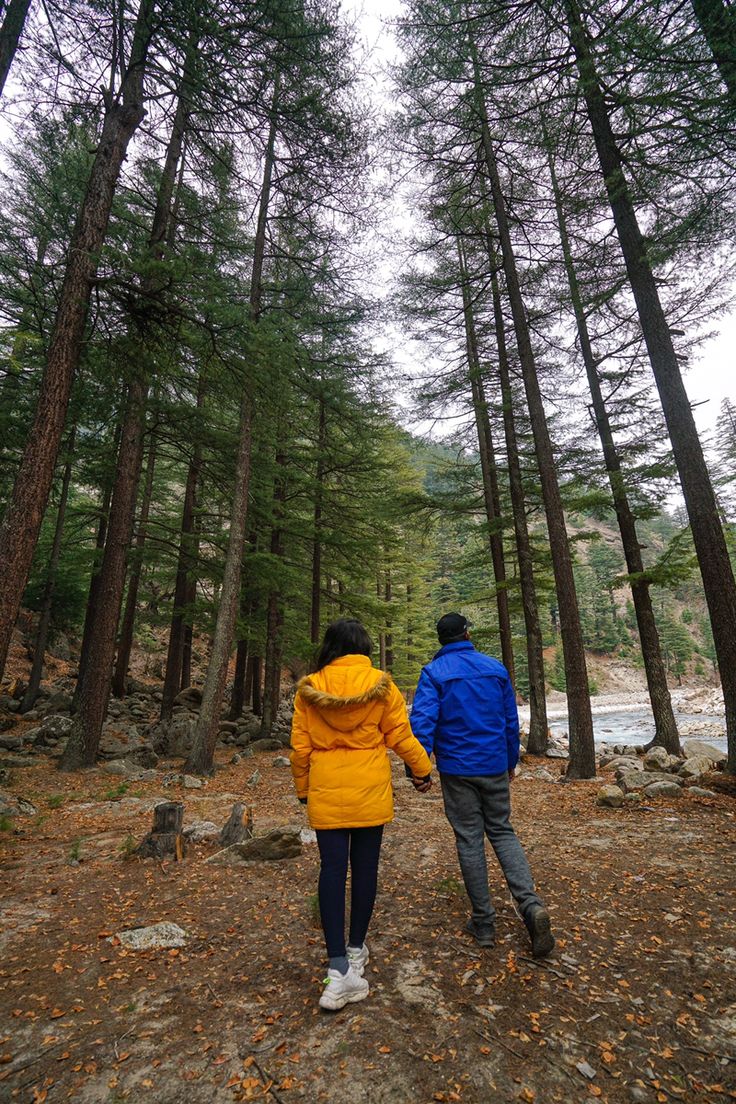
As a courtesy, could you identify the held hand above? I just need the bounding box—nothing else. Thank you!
[411,774,432,794]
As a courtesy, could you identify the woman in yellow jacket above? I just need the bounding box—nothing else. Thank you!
[291,618,432,1011]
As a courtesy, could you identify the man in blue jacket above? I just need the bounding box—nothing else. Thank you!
[410,613,554,957]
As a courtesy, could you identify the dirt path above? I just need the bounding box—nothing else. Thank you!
[1,753,735,1103]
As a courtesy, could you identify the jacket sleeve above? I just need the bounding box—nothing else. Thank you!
[380,681,432,778]
[289,691,312,799]
[409,667,440,760]
[503,671,520,774]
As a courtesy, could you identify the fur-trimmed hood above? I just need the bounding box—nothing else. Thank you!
[297,671,392,710]
[295,658,393,732]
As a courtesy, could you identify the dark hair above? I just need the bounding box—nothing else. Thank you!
[314,618,372,671]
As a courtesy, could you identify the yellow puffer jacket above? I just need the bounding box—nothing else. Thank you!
[290,654,432,830]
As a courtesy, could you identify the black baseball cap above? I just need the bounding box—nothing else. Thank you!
[436,612,471,644]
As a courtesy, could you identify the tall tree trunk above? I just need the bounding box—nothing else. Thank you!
[60,43,193,770]
[545,139,681,755]
[184,81,279,774]
[260,449,287,739]
[691,0,736,106]
[458,237,515,682]
[564,0,736,773]
[488,256,549,755]
[473,61,595,778]
[19,432,75,712]
[111,418,157,697]
[377,574,386,670]
[310,395,327,646]
[0,0,31,98]
[73,425,121,709]
[0,0,155,682]
[251,655,262,717]
[384,569,394,673]
[160,376,205,721]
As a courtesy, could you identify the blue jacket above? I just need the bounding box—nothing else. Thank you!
[410,641,519,776]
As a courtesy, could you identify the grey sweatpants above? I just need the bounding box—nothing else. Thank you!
[440,772,543,933]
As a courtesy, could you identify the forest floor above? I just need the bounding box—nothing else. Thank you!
[1,751,735,1104]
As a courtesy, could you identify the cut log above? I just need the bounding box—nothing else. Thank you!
[136,801,185,861]
[219,802,253,847]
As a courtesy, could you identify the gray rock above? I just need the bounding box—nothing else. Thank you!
[596,784,624,808]
[643,780,683,798]
[0,754,36,768]
[40,715,73,739]
[113,922,187,950]
[273,755,291,768]
[0,734,22,751]
[601,756,642,773]
[49,632,71,660]
[206,828,302,865]
[0,791,37,817]
[150,715,195,757]
[37,691,73,717]
[247,770,261,787]
[183,820,220,842]
[183,775,204,789]
[249,738,283,752]
[679,755,716,780]
[688,786,717,797]
[174,687,202,708]
[643,747,681,772]
[218,721,239,734]
[624,791,642,804]
[102,759,140,778]
[545,746,569,759]
[682,739,726,765]
[230,753,242,765]
[615,769,684,792]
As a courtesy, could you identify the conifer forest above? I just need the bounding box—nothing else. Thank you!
[0,2,735,1102]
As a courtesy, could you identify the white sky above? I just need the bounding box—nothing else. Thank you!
[344,0,736,441]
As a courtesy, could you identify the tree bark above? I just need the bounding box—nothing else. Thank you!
[0,0,155,682]
[160,379,205,720]
[0,0,31,98]
[545,138,681,755]
[260,450,287,739]
[691,0,736,107]
[60,42,193,770]
[488,256,549,755]
[111,418,157,697]
[19,433,75,712]
[457,237,515,683]
[565,0,736,773]
[250,655,262,717]
[184,81,279,774]
[473,60,595,778]
[310,394,327,645]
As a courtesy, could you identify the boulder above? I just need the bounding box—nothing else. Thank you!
[123,744,158,769]
[150,715,195,757]
[596,785,624,808]
[174,687,202,708]
[102,759,141,778]
[248,738,283,752]
[206,828,302,865]
[38,715,73,740]
[48,632,72,660]
[37,691,73,717]
[601,756,642,773]
[643,780,683,798]
[182,775,204,789]
[0,754,35,769]
[113,922,187,950]
[218,721,239,734]
[643,746,680,772]
[99,723,144,760]
[0,734,23,751]
[273,756,291,768]
[183,820,220,843]
[681,740,726,766]
[688,786,717,797]
[679,755,717,780]
[0,791,37,817]
[615,769,684,792]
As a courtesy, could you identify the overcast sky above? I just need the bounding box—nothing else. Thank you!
[345,0,735,442]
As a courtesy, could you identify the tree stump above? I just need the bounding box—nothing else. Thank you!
[219,802,253,847]
[136,801,185,861]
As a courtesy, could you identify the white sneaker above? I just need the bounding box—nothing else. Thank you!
[318,966,369,1011]
[347,943,370,976]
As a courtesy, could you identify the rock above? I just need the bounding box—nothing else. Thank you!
[218,721,239,734]
[39,715,73,740]
[102,759,141,778]
[183,821,220,843]
[545,746,569,759]
[0,735,23,751]
[49,632,72,660]
[273,756,291,768]
[519,725,529,751]
[601,756,642,773]
[679,755,716,780]
[300,828,317,844]
[624,791,642,804]
[0,791,37,817]
[183,775,204,789]
[248,738,283,752]
[230,753,242,765]
[688,786,717,797]
[643,746,679,771]
[642,780,683,798]
[0,754,36,768]
[575,1060,596,1080]
[596,785,624,808]
[615,769,684,792]
[123,744,158,769]
[247,770,261,787]
[113,922,187,950]
[174,687,202,708]
[681,741,726,767]
[150,715,195,758]
[37,691,73,717]
[206,828,302,865]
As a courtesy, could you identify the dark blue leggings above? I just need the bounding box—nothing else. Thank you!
[316,826,384,958]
